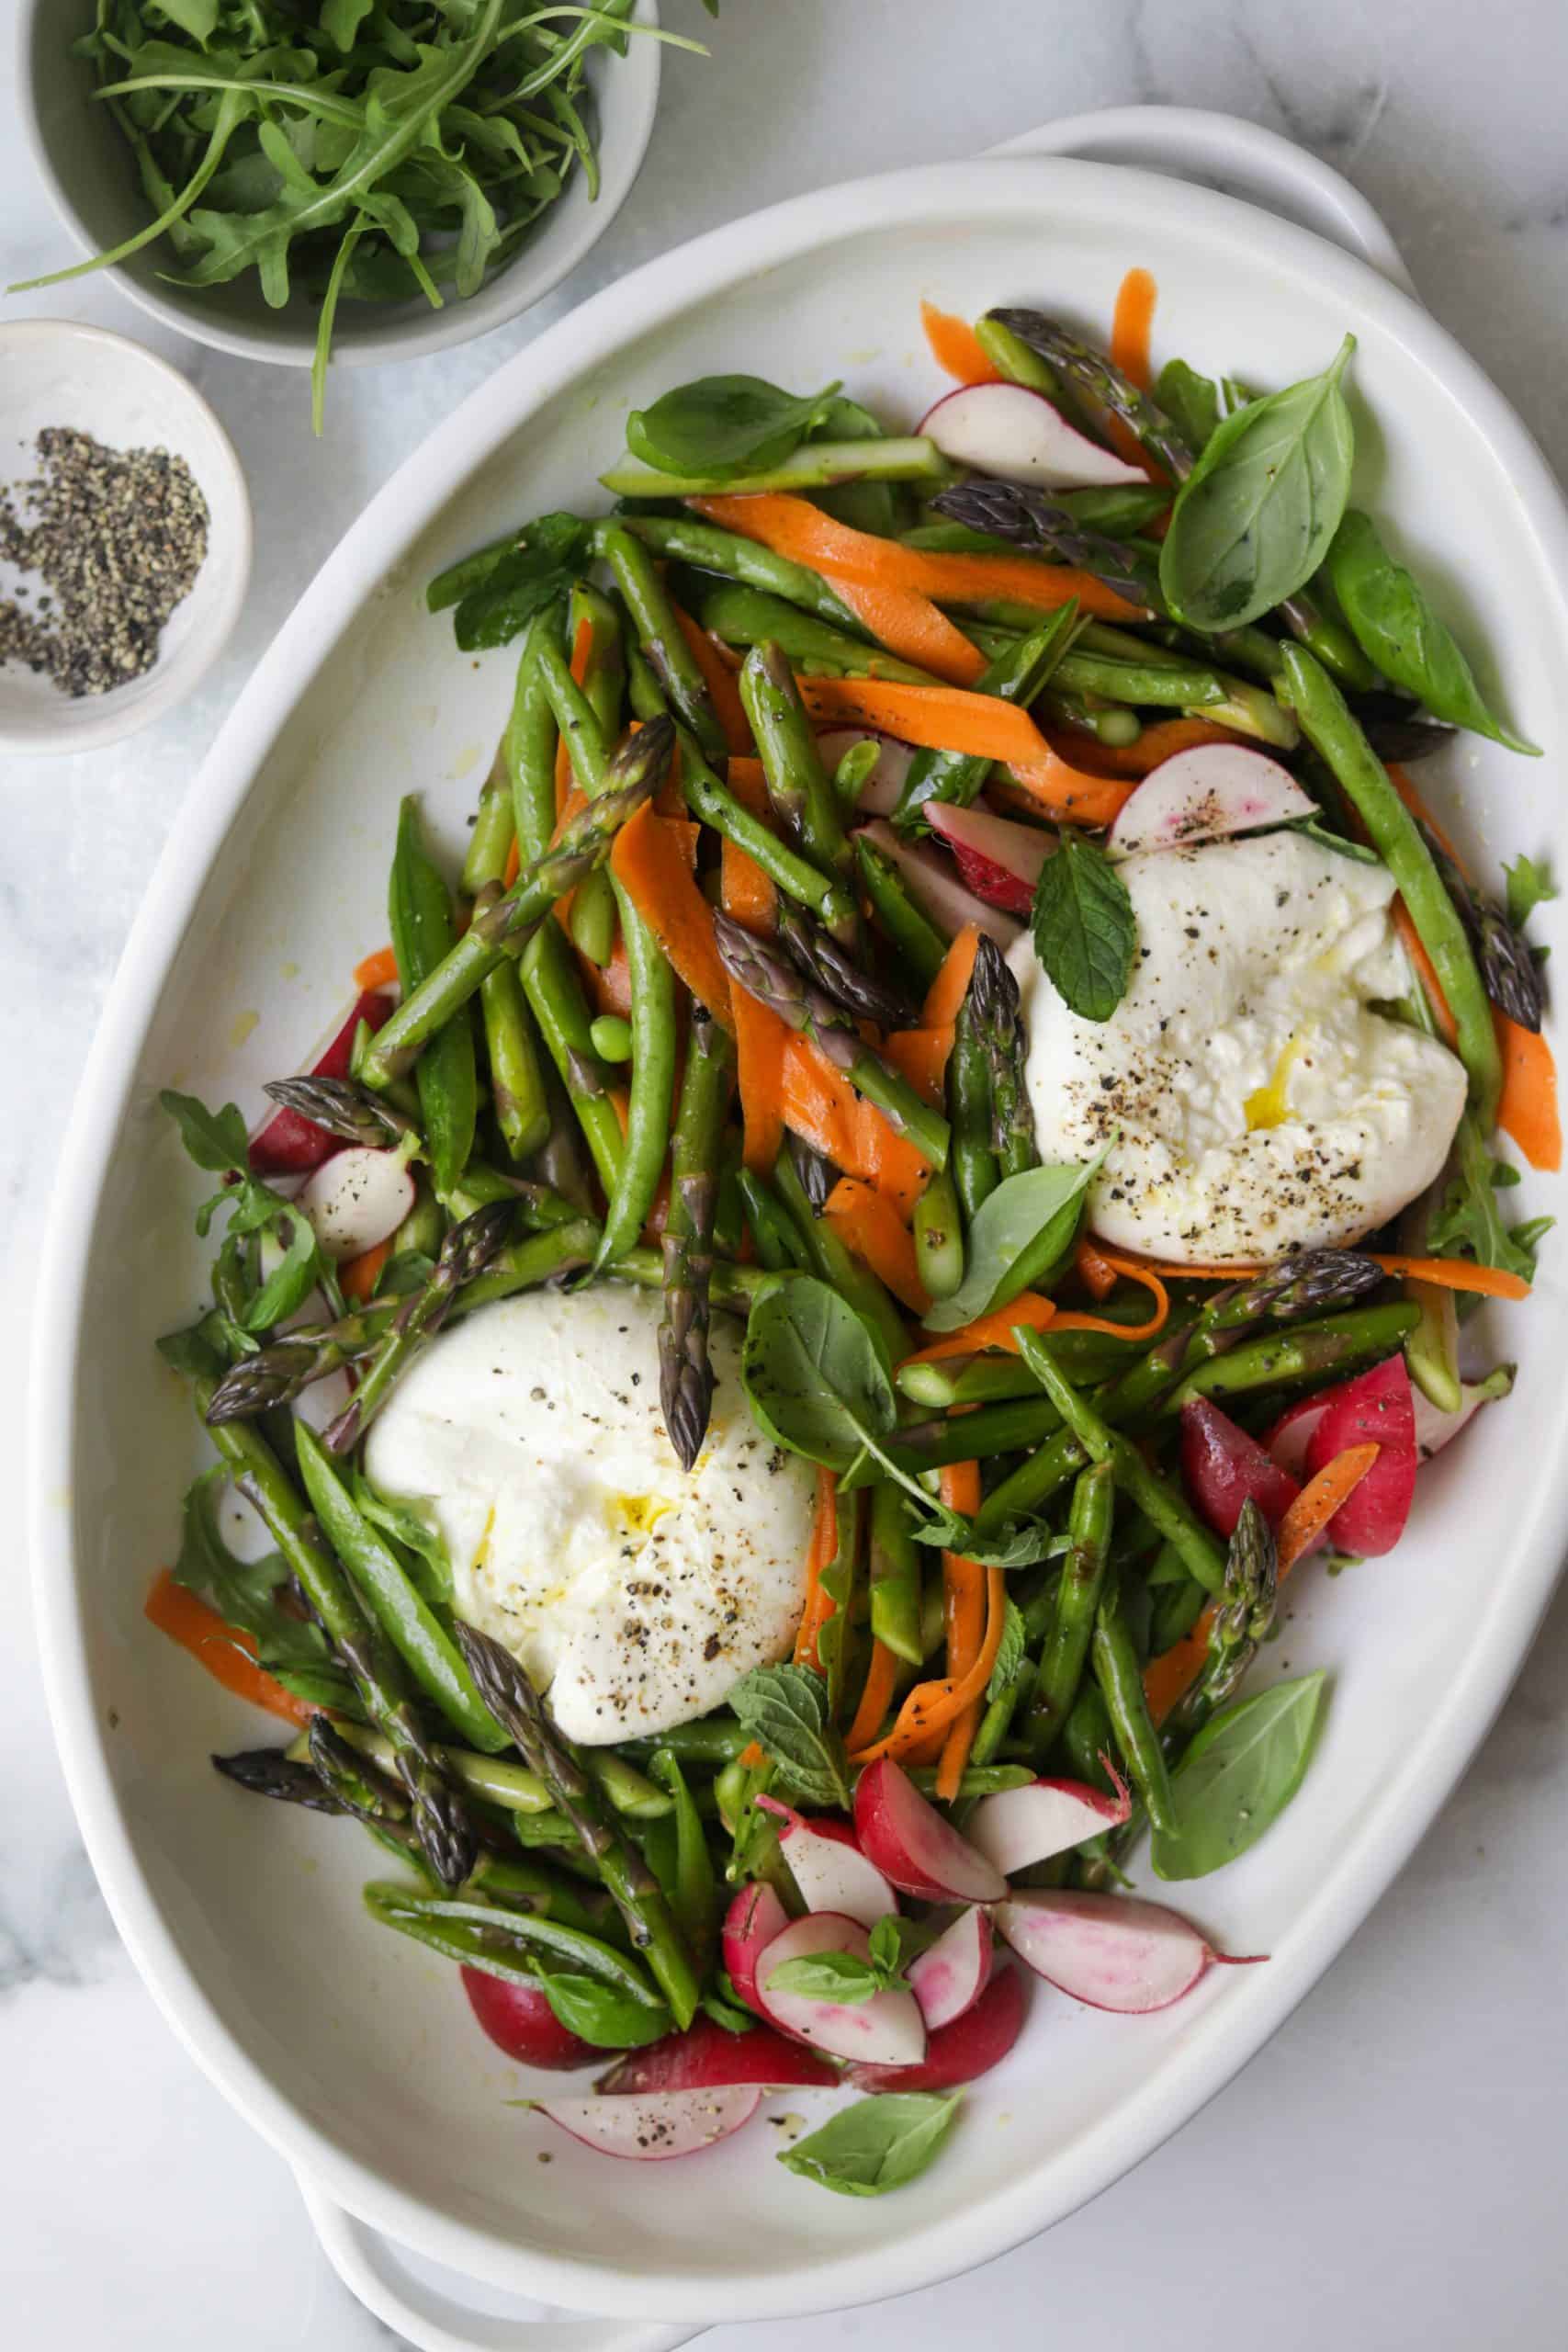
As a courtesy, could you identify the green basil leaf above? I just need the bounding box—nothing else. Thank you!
[767,1951,882,2005]
[809,393,907,537]
[1505,854,1555,933]
[1030,831,1136,1023]
[741,1274,897,1470]
[626,375,841,481]
[533,1970,673,2050]
[1151,1669,1328,1880]
[779,2092,961,2198]
[922,1159,1101,1331]
[162,1089,248,1174]
[446,514,590,650]
[987,1600,1027,1702]
[1155,357,1221,455]
[728,1663,852,1810]
[1326,511,1540,755]
[1160,335,1356,629]
[868,1915,939,1975]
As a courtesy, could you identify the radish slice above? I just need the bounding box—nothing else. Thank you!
[721,1882,789,2016]
[534,2086,761,2161]
[926,802,1055,916]
[756,1795,899,1928]
[1179,1397,1302,1537]
[248,989,393,1176]
[908,1906,992,2031]
[856,820,1021,949]
[815,728,915,817]
[1413,1369,1513,1461]
[1264,1392,1331,1481]
[1106,747,1316,861]
[966,1768,1133,1878]
[597,2016,837,2095]
[854,1758,1008,1905]
[918,381,1146,491]
[997,1890,1263,2014]
[460,1966,597,2071]
[1303,1355,1417,1555]
[849,1962,1027,2093]
[753,1912,927,2068]
[298,1146,415,1262]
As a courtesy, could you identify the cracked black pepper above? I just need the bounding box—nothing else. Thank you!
[0,426,209,697]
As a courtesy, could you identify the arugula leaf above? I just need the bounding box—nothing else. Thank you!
[728,1664,852,1810]
[1160,336,1356,629]
[987,1600,1027,1702]
[1427,1113,1540,1284]
[162,1089,248,1173]
[445,514,591,650]
[626,374,841,481]
[1152,1670,1327,1880]
[1155,356,1221,454]
[741,1275,897,1471]
[322,0,376,53]
[1326,511,1540,755]
[1505,854,1556,933]
[921,1159,1100,1331]
[532,1969,672,2050]
[1031,831,1136,1023]
[173,1467,352,1704]
[779,2092,961,2198]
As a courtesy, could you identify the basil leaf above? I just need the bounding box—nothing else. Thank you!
[810,393,906,537]
[534,1970,673,2051]
[779,2092,961,2199]
[1031,831,1136,1023]
[1151,1669,1328,1880]
[869,1914,938,1973]
[741,1275,897,1470]
[1326,510,1540,755]
[445,514,591,651]
[162,1089,248,1174]
[626,375,841,481]
[1505,854,1555,933]
[1155,356,1221,455]
[767,1951,882,2005]
[728,1663,852,1810]
[921,1158,1100,1330]
[987,1600,1027,1701]
[1160,335,1356,629]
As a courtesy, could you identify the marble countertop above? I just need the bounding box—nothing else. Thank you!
[6,3,1567,2345]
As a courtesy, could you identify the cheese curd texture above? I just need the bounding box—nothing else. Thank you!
[1010,831,1467,1263]
[364,1290,815,1743]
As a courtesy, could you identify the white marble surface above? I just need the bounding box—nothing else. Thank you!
[5,2,1568,2344]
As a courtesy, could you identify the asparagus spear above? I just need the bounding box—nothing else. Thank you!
[773,900,918,1031]
[1028,1462,1113,1755]
[212,1746,351,1815]
[1167,1498,1280,1741]
[261,1074,419,1149]
[453,1624,701,2029]
[1092,1569,1179,1838]
[598,524,728,767]
[324,1201,514,1453]
[967,933,1038,1177]
[604,513,865,632]
[712,910,951,1169]
[659,1005,735,1470]
[931,478,1160,610]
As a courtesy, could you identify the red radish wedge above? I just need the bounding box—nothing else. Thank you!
[1303,1355,1417,1555]
[248,990,392,1176]
[919,381,1146,490]
[460,1966,596,2071]
[997,1890,1263,2014]
[849,1962,1027,2093]
[533,2086,761,2161]
[926,802,1055,916]
[966,1767,1133,1878]
[298,1146,415,1262]
[754,1912,926,2068]
[1413,1368,1514,1461]
[722,1882,788,2016]
[854,1758,1008,1905]
[597,2017,837,2095]
[1106,747,1315,861]
[756,1795,898,1928]
[1265,1392,1332,1481]
[907,1905,992,2031]
[856,820,1022,950]
[1180,1397,1302,1537]
[816,728,915,817]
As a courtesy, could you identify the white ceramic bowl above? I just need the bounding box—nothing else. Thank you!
[17,0,662,369]
[28,109,1568,2352]
[0,319,251,755]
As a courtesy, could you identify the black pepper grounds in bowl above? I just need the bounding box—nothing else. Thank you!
[0,427,209,698]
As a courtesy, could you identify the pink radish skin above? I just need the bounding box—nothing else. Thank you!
[534,2086,761,2161]
[754,1912,927,2068]
[815,728,915,817]
[918,381,1146,491]
[596,2016,838,2095]
[721,1882,788,2016]
[966,1766,1133,1878]
[460,1966,597,2071]
[1179,1396,1302,1537]
[756,1795,899,1928]
[298,1146,415,1262]
[855,820,1022,949]
[849,1962,1028,2094]
[926,802,1055,916]
[854,1758,1008,1905]
[907,1905,993,2031]
[1106,747,1316,861]
[248,989,393,1176]
[1413,1372,1513,1461]
[1303,1355,1417,1555]
[997,1890,1265,2014]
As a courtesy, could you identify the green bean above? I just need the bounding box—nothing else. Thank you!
[365,1885,669,2017]
[648,1751,719,1965]
[912,1165,964,1301]
[868,1480,925,1667]
[622,1719,750,1766]
[460,747,515,898]
[1149,1572,1209,1659]
[504,604,567,862]
[1092,1569,1179,1837]
[947,993,998,1220]
[680,732,863,940]
[520,924,626,1196]
[735,1165,811,1272]
[1165,1302,1419,1408]
[604,513,863,632]
[739,641,855,906]
[907,1764,1036,1798]
[1029,1462,1113,1756]
[388,797,478,1198]
[455,1216,599,1317]
[773,1145,909,1371]
[601,437,946,501]
[599,523,729,766]
[464,749,550,1163]
[1060,1684,1120,1798]
[463,1851,615,1942]
[852,836,950,985]
[680,574,932,685]
[319,1721,552,1814]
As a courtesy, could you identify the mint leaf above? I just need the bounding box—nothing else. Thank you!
[1031,831,1136,1023]
[728,1664,852,1811]
[987,1600,1027,1702]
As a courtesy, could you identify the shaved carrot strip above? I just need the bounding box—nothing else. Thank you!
[610,802,734,1032]
[1000,742,1135,828]
[849,1565,1006,1766]
[502,838,520,888]
[1038,716,1247,780]
[780,1035,929,1215]
[1142,1615,1213,1728]
[935,1463,987,1801]
[845,1638,901,1754]
[145,1569,317,1728]
[1393,899,1458,1045]
[1050,1249,1168,1339]
[672,602,752,755]
[883,1023,954,1108]
[1111,266,1157,391]
[793,1468,840,1669]
[826,570,987,686]
[582,940,632,1020]
[795,676,1055,766]
[353,945,399,992]
[906,1291,1059,1364]
[1386,761,1465,867]
[1496,1012,1562,1171]
[1076,1235,1120,1301]
[921,301,1001,385]
[341,1237,391,1305]
[1368,1254,1530,1301]
[921,925,980,1026]
[823,1178,931,1315]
